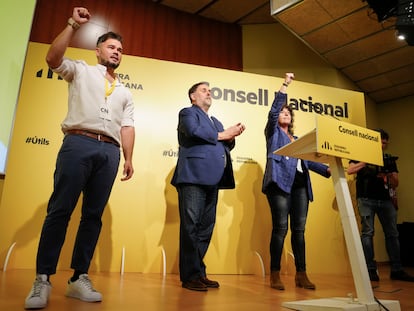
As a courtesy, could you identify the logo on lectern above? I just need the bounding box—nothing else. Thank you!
[321,141,332,150]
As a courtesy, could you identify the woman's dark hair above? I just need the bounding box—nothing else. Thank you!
[281,103,295,136]
[264,103,295,137]
[96,32,123,46]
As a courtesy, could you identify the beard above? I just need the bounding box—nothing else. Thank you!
[101,59,119,69]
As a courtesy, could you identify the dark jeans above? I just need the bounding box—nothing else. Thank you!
[357,197,402,272]
[177,184,219,283]
[36,134,120,275]
[266,182,309,272]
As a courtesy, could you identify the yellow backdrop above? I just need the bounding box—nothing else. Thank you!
[0,42,365,275]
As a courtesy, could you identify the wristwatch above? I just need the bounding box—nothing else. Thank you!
[67,17,80,30]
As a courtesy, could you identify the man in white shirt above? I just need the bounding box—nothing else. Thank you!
[25,7,135,309]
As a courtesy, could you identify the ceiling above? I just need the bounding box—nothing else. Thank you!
[156,0,414,104]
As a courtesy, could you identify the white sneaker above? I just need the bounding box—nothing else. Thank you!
[25,274,51,309]
[65,274,102,302]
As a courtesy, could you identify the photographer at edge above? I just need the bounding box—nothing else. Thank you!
[347,129,414,282]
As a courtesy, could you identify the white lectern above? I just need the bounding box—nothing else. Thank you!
[274,116,400,311]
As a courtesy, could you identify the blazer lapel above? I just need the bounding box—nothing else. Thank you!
[210,116,223,131]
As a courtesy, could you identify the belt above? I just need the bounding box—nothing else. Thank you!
[65,129,120,147]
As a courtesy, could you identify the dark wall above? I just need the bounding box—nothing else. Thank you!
[30,0,242,71]
[398,222,414,267]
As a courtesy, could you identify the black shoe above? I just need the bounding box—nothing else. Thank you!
[390,270,414,282]
[182,279,208,291]
[368,269,379,281]
[200,277,220,288]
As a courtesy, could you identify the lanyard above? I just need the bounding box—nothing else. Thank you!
[105,78,116,99]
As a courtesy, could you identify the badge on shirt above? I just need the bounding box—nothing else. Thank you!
[100,103,112,121]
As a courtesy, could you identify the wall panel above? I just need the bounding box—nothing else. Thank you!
[29,0,242,70]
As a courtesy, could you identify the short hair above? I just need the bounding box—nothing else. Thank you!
[375,128,389,141]
[188,82,209,103]
[96,32,123,47]
[282,103,295,136]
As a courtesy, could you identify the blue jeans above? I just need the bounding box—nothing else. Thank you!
[177,184,218,283]
[357,197,402,272]
[266,182,309,272]
[36,134,120,275]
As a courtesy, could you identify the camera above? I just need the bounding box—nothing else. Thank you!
[379,153,398,173]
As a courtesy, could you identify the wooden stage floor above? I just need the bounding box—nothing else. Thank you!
[1,266,413,310]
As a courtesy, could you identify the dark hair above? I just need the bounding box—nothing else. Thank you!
[264,102,295,138]
[374,128,389,140]
[188,82,209,103]
[282,103,295,136]
[96,31,123,46]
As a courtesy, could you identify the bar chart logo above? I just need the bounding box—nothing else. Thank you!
[36,68,63,80]
[321,141,332,150]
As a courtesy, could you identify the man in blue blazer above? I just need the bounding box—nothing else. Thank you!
[171,81,245,291]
